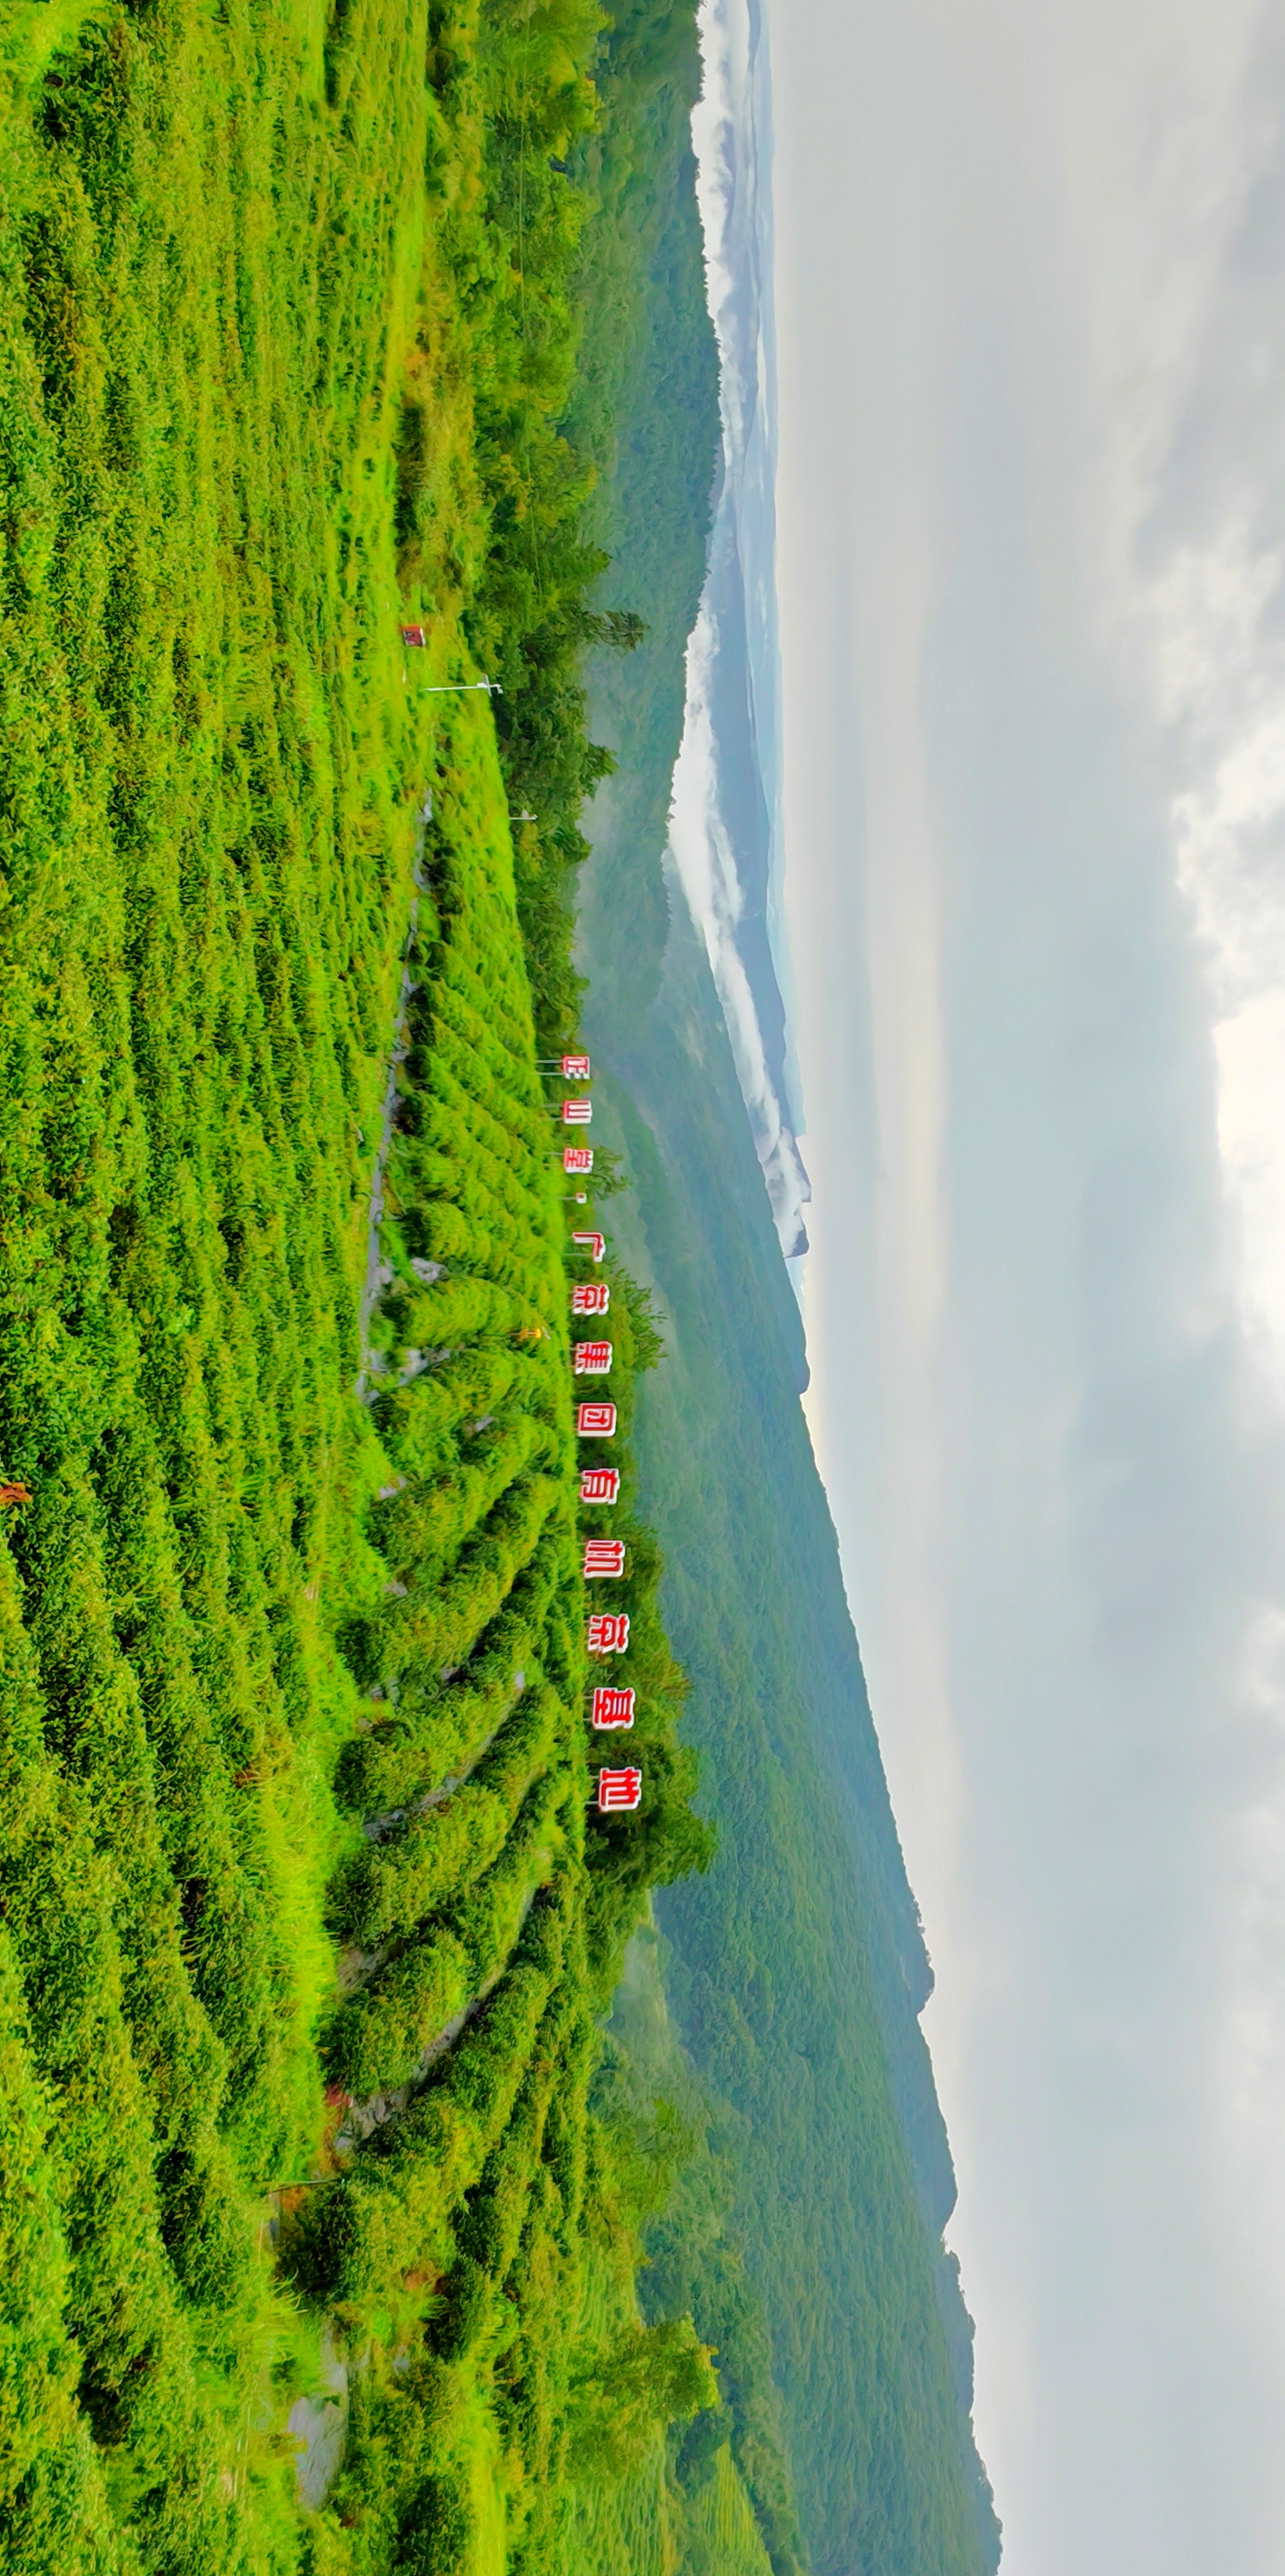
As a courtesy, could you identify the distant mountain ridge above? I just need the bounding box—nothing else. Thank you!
[571,3,1003,2567]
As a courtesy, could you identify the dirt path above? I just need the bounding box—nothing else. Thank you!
[288,2335,348,2509]
[357,797,433,1399]
[333,1883,540,2152]
[284,810,435,2516]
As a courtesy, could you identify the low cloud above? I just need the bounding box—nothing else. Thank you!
[668,593,812,1256]
[670,0,812,1267]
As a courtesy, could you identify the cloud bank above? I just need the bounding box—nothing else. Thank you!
[766,0,1285,2567]
[666,0,812,1267]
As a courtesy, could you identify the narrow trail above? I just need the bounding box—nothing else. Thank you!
[289,2338,348,2510]
[288,806,435,2514]
[333,1882,541,2154]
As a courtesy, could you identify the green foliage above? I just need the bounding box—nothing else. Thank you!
[427,0,721,1062]
[0,0,1000,2569]
[571,0,723,1039]
[0,1,715,2568]
[295,845,719,2512]
[568,2318,718,2482]
[0,0,434,2521]
[570,6,1004,2561]
[0,1920,117,2571]
[579,326,1004,2576]
[587,1936,807,2576]
[577,934,1002,2576]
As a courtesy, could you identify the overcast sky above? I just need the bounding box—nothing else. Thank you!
[766,1,1285,2567]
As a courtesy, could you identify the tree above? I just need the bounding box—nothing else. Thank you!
[568,2314,719,2480]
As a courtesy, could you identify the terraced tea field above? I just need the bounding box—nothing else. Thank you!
[0,3,714,2568]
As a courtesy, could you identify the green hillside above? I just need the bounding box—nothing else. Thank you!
[573,23,1005,2574]
[0,0,1002,2570]
[583,1016,1000,2575]
[0,3,717,2568]
[572,2432,776,2576]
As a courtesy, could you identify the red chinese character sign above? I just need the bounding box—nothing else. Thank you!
[579,1466,619,1504]
[587,1612,630,1655]
[561,1097,592,1126]
[572,1230,605,1262]
[572,1341,612,1376]
[571,1282,609,1316]
[591,1686,635,1730]
[583,1539,626,1578]
[597,1766,642,1812]
[576,1402,616,1437]
[561,1054,591,1079]
[563,1145,593,1174]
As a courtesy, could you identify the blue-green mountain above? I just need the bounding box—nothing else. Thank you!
[571,6,1003,2569]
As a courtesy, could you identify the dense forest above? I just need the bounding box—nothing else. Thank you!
[0,0,999,2569]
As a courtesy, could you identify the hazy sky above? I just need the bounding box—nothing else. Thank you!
[766,1,1285,2566]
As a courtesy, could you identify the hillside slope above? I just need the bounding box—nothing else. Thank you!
[572,21,1004,2573]
[0,3,718,2567]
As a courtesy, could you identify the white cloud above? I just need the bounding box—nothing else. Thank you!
[767,0,1285,2564]
[1135,518,1285,1392]
[667,0,812,1264]
[667,593,812,1255]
